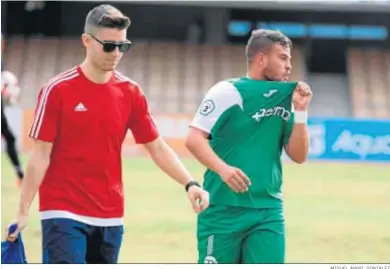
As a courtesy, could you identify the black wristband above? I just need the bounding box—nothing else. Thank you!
[185,181,201,192]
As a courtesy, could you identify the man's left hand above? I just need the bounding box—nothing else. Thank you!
[293,82,313,111]
[187,186,209,213]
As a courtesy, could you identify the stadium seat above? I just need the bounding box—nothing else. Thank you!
[347,49,371,118]
[3,36,26,104]
[23,37,43,102]
[366,50,388,118]
[231,45,247,79]
[3,36,24,81]
[385,50,390,116]
[40,38,60,89]
[291,47,306,82]
[182,43,200,114]
[161,42,181,113]
[56,38,78,75]
[118,40,147,93]
[146,42,165,113]
[217,45,235,83]
[199,44,217,101]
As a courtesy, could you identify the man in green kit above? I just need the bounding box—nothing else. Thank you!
[185,29,313,264]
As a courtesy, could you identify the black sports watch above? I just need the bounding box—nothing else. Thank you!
[185,181,201,192]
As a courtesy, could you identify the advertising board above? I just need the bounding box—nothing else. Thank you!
[18,110,390,162]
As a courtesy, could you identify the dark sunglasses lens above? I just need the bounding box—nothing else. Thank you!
[118,43,131,52]
[103,43,117,53]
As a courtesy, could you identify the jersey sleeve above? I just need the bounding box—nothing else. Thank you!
[128,86,159,144]
[28,85,61,142]
[190,81,242,134]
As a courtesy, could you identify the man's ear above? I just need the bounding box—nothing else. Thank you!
[258,53,268,68]
[81,33,90,48]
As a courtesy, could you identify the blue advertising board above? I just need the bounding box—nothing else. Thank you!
[306,118,390,162]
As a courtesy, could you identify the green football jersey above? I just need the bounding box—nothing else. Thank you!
[190,77,298,208]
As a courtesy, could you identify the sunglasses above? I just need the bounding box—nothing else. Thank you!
[88,34,132,53]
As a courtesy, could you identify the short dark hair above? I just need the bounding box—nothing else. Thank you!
[84,4,131,34]
[245,29,292,63]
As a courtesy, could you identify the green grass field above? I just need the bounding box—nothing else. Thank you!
[2,155,390,263]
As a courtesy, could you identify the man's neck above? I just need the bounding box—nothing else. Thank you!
[80,60,112,84]
[247,70,265,81]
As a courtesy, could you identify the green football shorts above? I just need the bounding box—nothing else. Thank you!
[197,204,285,264]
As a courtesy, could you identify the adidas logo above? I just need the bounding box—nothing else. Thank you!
[74,102,87,112]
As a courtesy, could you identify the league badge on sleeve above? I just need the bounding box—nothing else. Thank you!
[199,99,215,116]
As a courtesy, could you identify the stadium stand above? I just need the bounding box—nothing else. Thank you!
[2,2,389,122]
[1,0,389,118]
[4,37,309,115]
[9,36,390,119]
[308,74,351,117]
[347,48,390,118]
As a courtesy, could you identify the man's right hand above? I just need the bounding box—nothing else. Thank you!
[218,165,251,193]
[186,127,251,193]
[6,215,28,242]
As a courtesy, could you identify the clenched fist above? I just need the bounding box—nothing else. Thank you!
[5,215,28,242]
[293,82,313,111]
